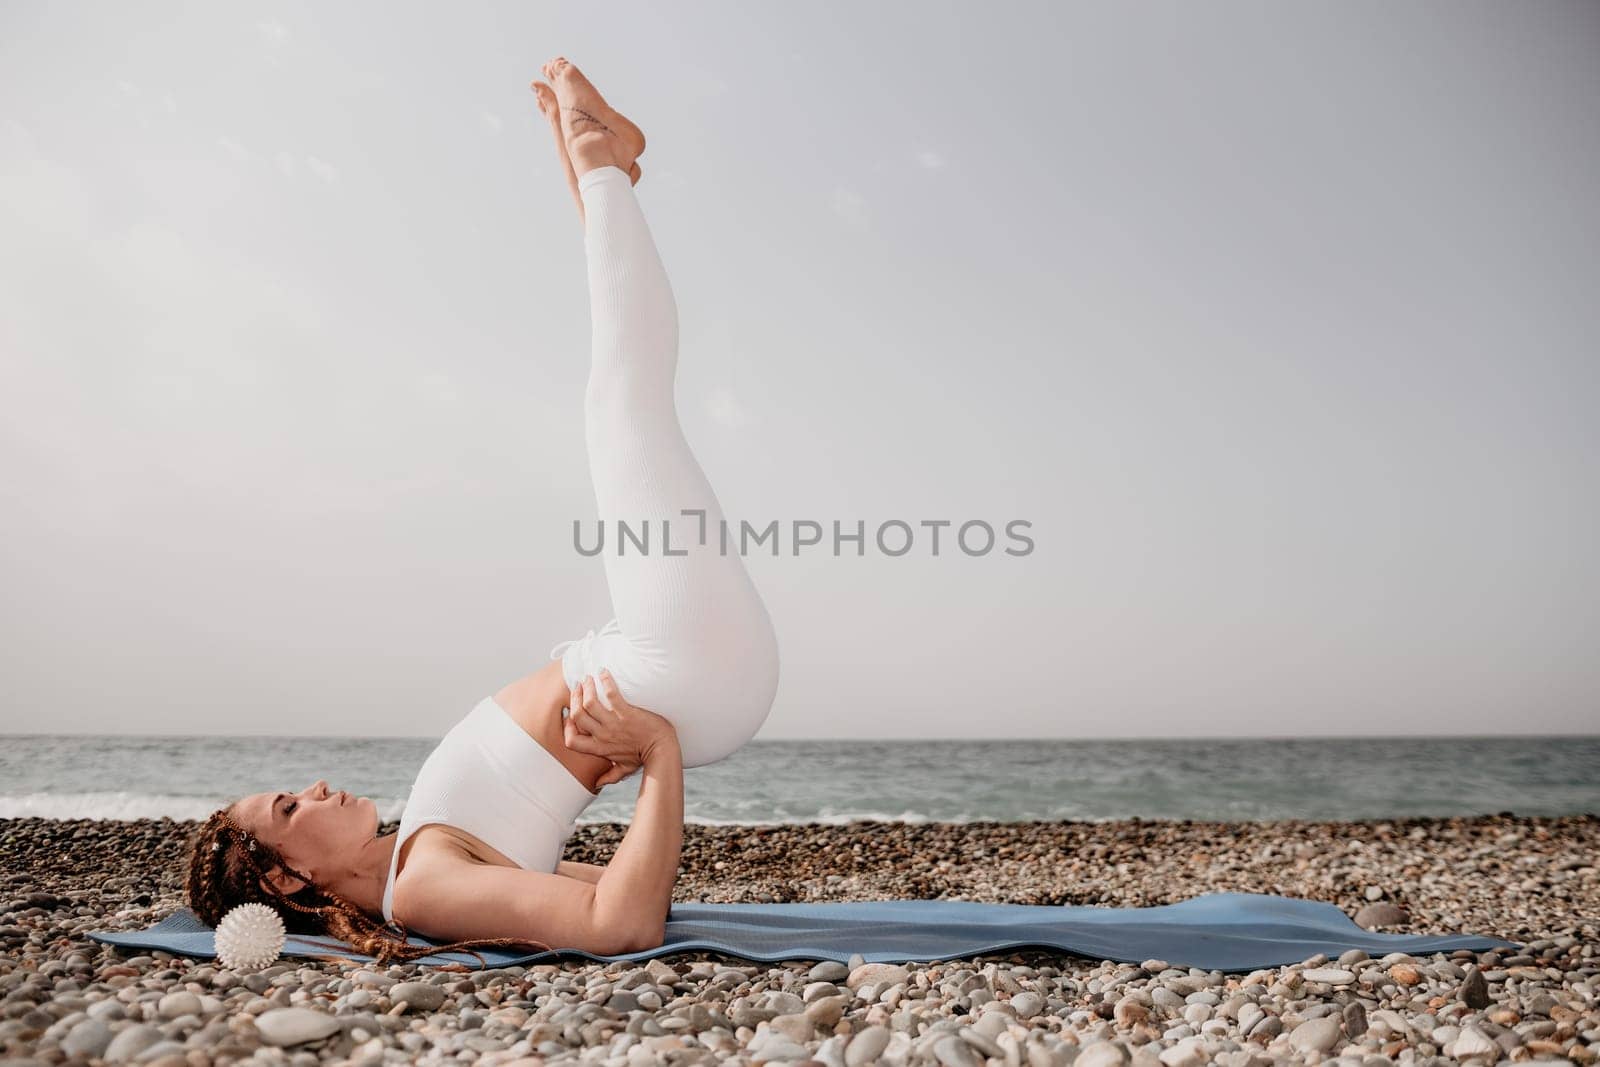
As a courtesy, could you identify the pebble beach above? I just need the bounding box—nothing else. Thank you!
[2,813,1596,1067]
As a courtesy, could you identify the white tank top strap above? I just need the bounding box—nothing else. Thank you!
[380,814,416,924]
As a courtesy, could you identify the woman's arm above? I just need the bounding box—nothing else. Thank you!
[394,853,644,955]
[589,734,683,949]
[556,860,607,884]
[396,732,679,952]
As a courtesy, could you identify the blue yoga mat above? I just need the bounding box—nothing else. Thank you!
[87,892,1517,971]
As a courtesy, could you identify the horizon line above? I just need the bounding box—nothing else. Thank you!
[2,730,1597,743]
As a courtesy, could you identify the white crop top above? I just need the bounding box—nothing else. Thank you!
[380,695,599,924]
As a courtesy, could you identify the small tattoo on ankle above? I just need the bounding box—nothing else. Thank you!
[563,105,614,135]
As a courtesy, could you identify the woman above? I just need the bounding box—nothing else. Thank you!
[185,56,780,965]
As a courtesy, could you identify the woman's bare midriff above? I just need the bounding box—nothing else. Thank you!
[492,659,610,798]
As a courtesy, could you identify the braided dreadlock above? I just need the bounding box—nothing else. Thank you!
[185,806,559,968]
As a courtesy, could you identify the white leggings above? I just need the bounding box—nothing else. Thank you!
[548,164,780,769]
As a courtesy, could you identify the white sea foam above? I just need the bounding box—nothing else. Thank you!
[586,809,963,827]
[0,792,410,823]
[0,792,954,825]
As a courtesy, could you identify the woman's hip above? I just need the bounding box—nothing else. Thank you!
[560,611,779,767]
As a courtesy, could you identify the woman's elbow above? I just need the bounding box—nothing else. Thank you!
[589,891,667,954]
[618,921,665,954]
[589,915,661,955]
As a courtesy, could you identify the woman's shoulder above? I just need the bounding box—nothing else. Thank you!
[390,825,503,917]
[397,823,516,881]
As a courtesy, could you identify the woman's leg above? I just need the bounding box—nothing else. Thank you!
[554,165,779,767]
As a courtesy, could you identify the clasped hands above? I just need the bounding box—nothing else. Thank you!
[562,669,677,789]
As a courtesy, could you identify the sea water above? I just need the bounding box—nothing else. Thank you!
[2,733,1596,823]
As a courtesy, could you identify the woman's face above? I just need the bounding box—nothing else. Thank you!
[229,780,378,894]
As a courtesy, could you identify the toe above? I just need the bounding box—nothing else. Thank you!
[553,57,586,89]
[545,58,579,103]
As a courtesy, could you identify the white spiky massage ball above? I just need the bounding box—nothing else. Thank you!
[215,902,286,971]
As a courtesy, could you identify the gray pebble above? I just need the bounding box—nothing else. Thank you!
[1457,965,1490,1009]
[104,1023,163,1061]
[815,1034,849,1067]
[1076,1041,1131,1067]
[389,981,445,1011]
[254,1006,341,1046]
[1288,1015,1342,1053]
[132,1041,188,1063]
[1010,991,1044,1019]
[765,990,805,1015]
[935,1033,982,1067]
[845,1023,891,1066]
[1156,1039,1207,1067]
[753,1035,810,1062]
[847,962,911,989]
[60,1017,112,1058]
[156,991,200,1019]
[1356,902,1408,927]
[1301,968,1356,985]
[1151,987,1185,1009]
[810,961,849,983]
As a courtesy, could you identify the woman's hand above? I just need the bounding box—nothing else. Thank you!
[563,670,677,786]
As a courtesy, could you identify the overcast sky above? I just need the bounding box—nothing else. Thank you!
[2,1,1596,740]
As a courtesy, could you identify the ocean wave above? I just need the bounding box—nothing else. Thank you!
[0,792,965,825]
[596,809,967,826]
[0,793,410,823]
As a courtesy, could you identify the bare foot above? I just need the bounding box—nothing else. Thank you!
[539,56,645,180]
[533,81,640,224]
